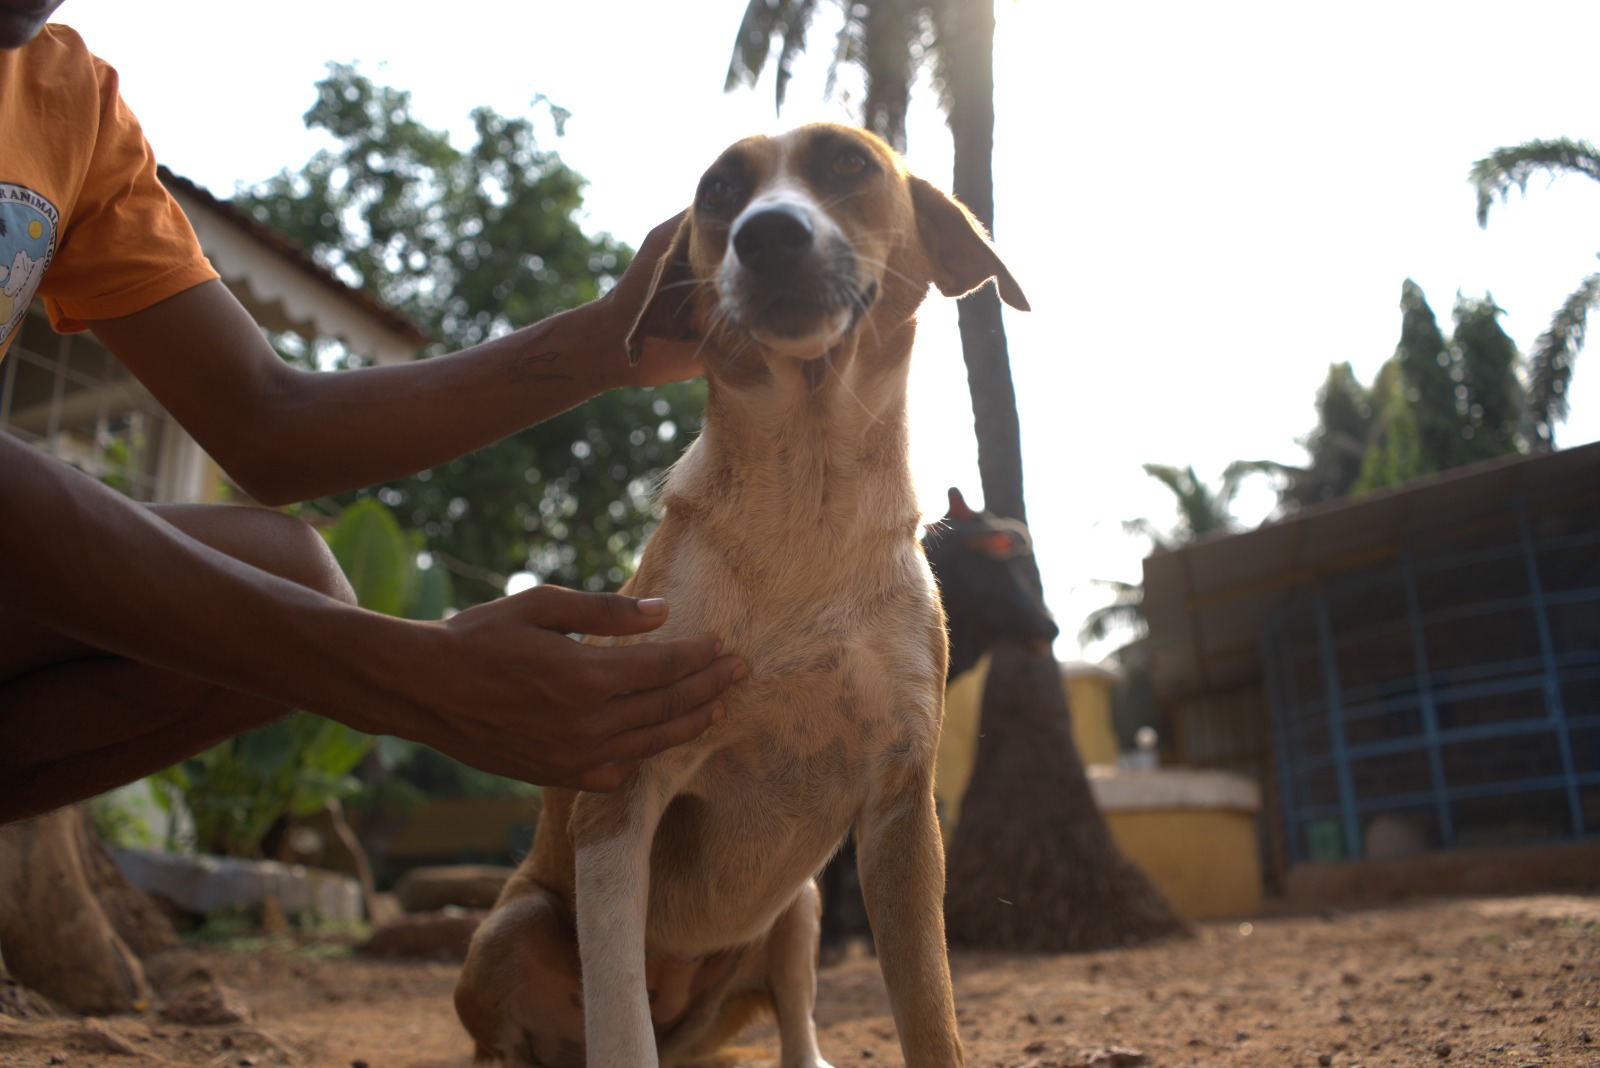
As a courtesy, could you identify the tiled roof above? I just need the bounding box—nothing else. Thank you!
[158,166,432,347]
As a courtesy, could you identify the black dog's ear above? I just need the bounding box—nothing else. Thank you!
[909,176,1029,312]
[624,211,699,366]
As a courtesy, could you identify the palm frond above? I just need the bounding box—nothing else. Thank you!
[1221,458,1293,519]
[1526,268,1600,447]
[1140,463,1234,539]
[775,0,823,112]
[826,2,865,109]
[859,0,920,151]
[1120,517,1176,554]
[1471,137,1600,229]
[1079,580,1146,645]
[921,0,954,117]
[724,0,823,113]
[1139,462,1190,502]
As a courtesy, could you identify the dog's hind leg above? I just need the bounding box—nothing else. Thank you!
[763,878,834,1068]
[454,885,586,1067]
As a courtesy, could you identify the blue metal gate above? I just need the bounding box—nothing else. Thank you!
[1266,495,1600,864]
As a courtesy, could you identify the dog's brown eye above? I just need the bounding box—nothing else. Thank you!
[833,150,869,177]
[699,177,738,211]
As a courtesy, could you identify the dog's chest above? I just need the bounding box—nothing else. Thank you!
[694,611,931,799]
[638,561,942,951]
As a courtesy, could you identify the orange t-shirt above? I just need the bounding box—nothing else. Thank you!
[0,24,218,359]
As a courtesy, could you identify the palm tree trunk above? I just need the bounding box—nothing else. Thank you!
[944,643,1189,950]
[944,0,1026,529]
[937,0,1188,950]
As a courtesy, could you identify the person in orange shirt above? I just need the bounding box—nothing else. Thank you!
[0,2,743,823]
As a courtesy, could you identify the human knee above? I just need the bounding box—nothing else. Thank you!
[250,509,357,605]
[152,504,356,606]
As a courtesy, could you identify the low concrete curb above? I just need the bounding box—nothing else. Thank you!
[108,847,363,922]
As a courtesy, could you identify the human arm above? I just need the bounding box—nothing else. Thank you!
[81,213,700,506]
[0,432,739,792]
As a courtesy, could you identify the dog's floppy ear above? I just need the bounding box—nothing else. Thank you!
[909,176,1030,312]
[624,210,698,366]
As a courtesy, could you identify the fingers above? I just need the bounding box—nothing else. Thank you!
[451,585,750,789]
[515,584,674,638]
[601,649,743,724]
[564,648,746,789]
[591,696,725,776]
[629,335,706,388]
[595,630,737,697]
[518,586,736,693]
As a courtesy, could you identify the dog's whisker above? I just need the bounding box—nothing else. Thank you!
[862,258,924,295]
[655,276,716,298]
[818,188,872,213]
[824,355,884,425]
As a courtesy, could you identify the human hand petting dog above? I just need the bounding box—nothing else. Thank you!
[600,210,704,388]
[0,189,738,823]
[409,586,745,792]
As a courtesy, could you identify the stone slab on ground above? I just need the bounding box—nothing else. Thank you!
[108,847,363,922]
[393,864,512,912]
[359,907,483,961]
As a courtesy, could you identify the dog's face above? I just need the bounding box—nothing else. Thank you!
[628,123,1028,374]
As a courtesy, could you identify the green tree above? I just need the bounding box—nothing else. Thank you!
[1356,281,1524,493]
[1285,362,1378,508]
[1471,136,1600,448]
[236,65,703,602]
[1351,358,1425,494]
[727,1,1187,952]
[1264,280,1528,511]
[325,498,454,620]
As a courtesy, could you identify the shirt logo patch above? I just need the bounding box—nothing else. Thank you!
[0,183,60,347]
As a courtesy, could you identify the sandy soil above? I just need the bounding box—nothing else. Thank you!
[1,894,1596,1068]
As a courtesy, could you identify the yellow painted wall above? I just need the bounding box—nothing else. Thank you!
[1064,667,1121,767]
[1101,807,1263,920]
[934,655,1121,834]
[933,657,1266,920]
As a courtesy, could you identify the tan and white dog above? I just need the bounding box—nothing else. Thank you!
[454,122,1027,1068]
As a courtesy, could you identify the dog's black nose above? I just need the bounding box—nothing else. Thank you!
[732,204,814,278]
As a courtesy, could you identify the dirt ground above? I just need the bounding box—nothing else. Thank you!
[1,893,1596,1068]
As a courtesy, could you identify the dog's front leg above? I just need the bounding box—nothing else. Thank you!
[573,781,668,1067]
[856,756,965,1067]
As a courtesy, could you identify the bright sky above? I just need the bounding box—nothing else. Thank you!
[62,0,1600,660]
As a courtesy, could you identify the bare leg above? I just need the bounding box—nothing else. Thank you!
[0,504,356,824]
